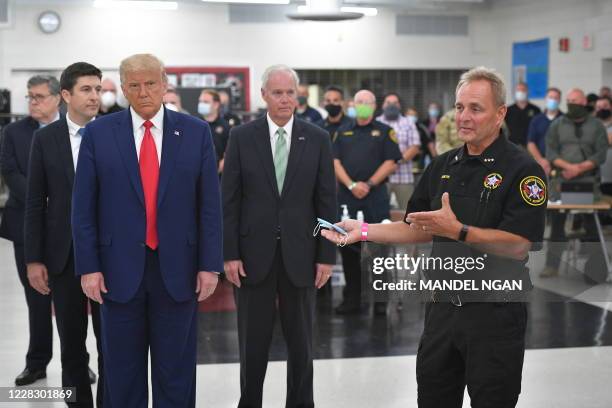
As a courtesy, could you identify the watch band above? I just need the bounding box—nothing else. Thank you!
[361,223,369,242]
[366,180,375,188]
[348,181,357,191]
[458,224,469,242]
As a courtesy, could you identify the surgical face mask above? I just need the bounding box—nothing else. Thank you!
[407,115,418,125]
[546,98,559,111]
[355,104,374,120]
[324,103,342,118]
[566,103,589,121]
[198,102,211,116]
[346,106,357,118]
[101,91,116,109]
[383,104,401,120]
[428,108,440,118]
[515,91,527,102]
[165,103,179,112]
[596,109,612,120]
[297,96,308,106]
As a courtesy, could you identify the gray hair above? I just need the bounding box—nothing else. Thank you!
[119,53,167,85]
[261,64,299,90]
[456,66,507,107]
[27,75,60,95]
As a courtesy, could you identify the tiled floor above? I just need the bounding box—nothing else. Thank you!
[1,238,612,407]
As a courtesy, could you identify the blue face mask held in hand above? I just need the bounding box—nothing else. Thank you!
[313,218,348,236]
[313,218,349,247]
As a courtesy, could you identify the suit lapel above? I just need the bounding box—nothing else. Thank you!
[157,108,181,207]
[52,118,75,187]
[253,117,280,197]
[281,119,306,198]
[114,110,145,207]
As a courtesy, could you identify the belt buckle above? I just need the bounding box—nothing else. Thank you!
[450,294,463,307]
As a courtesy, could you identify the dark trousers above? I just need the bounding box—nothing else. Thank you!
[13,243,53,371]
[339,244,361,307]
[417,302,527,408]
[50,256,102,407]
[236,243,316,408]
[100,249,198,408]
[546,212,598,268]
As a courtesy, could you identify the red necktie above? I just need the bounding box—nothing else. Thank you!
[140,120,159,249]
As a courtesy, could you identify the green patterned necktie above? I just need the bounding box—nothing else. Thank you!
[274,127,288,192]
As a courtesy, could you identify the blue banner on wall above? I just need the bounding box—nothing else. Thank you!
[512,38,549,99]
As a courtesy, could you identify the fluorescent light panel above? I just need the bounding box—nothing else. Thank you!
[202,0,290,4]
[93,1,178,10]
[296,5,377,16]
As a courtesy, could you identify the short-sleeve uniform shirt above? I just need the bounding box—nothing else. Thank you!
[405,135,547,297]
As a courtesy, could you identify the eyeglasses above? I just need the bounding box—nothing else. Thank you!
[25,94,53,103]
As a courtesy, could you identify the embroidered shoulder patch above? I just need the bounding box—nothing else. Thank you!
[519,176,547,206]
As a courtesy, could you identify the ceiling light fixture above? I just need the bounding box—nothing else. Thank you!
[201,0,290,4]
[93,1,178,10]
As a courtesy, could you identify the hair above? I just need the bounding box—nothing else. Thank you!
[587,92,599,103]
[546,87,562,97]
[59,62,102,92]
[324,85,344,99]
[27,75,60,95]
[119,53,166,85]
[516,81,528,90]
[456,66,507,107]
[383,92,403,108]
[597,96,612,105]
[202,89,221,103]
[261,64,299,90]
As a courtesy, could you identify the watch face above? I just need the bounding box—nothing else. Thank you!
[38,11,61,34]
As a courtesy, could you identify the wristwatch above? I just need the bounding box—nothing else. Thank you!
[458,224,469,242]
[366,180,375,188]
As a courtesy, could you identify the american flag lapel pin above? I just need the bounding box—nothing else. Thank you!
[298,136,305,141]
[174,130,180,136]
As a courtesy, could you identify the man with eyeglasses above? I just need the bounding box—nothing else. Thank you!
[0,75,61,386]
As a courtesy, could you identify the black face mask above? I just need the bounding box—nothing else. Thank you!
[297,96,308,106]
[324,104,342,118]
[596,109,612,120]
[566,103,589,121]
[383,104,401,120]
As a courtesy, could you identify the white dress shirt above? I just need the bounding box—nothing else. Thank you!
[267,113,293,160]
[131,106,163,163]
[66,114,94,171]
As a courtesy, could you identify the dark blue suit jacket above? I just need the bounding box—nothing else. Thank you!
[0,116,42,244]
[72,107,223,303]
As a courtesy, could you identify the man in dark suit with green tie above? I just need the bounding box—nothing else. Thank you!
[222,65,337,408]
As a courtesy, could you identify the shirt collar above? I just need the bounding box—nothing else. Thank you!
[66,113,94,137]
[38,112,60,128]
[131,105,164,132]
[267,113,294,139]
[451,133,507,169]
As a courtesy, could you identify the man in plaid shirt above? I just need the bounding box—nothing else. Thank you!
[376,92,421,209]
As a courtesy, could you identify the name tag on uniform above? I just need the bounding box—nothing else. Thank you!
[371,130,381,137]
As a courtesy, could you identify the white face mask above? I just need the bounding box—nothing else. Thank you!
[101,91,116,109]
[165,103,179,112]
[198,102,211,116]
[515,91,527,102]
[407,115,418,124]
